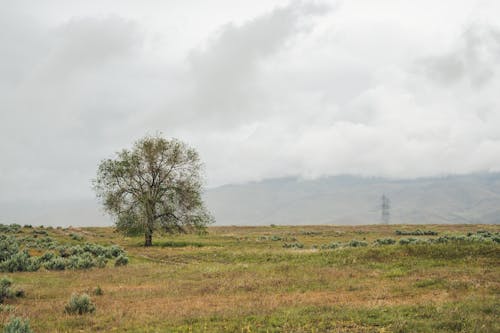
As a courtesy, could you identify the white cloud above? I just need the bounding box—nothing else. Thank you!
[1,0,500,224]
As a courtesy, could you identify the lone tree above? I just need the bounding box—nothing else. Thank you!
[93,135,213,246]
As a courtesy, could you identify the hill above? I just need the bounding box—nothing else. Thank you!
[204,173,500,225]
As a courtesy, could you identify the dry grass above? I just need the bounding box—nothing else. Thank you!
[1,224,499,332]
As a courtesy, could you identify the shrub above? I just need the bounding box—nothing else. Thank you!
[108,245,124,258]
[395,229,438,236]
[114,255,129,267]
[64,293,95,315]
[0,236,19,262]
[38,252,55,263]
[0,277,13,303]
[0,225,21,234]
[0,304,14,313]
[0,251,40,273]
[321,242,340,249]
[0,278,23,304]
[96,256,108,268]
[347,240,368,247]
[67,253,96,270]
[282,242,304,249]
[398,237,426,245]
[32,229,48,236]
[93,286,103,296]
[33,237,57,250]
[2,317,34,333]
[43,257,68,271]
[69,233,84,241]
[374,238,396,245]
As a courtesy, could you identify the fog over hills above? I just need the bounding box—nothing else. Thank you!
[1,173,499,227]
[204,173,500,225]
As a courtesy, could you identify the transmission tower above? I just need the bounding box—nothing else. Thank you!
[381,194,390,224]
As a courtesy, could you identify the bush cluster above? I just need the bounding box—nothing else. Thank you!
[64,293,95,315]
[374,238,396,245]
[2,317,34,333]
[282,242,304,249]
[399,237,427,245]
[320,242,340,249]
[114,255,129,267]
[300,231,322,236]
[0,234,127,272]
[41,244,126,271]
[0,277,24,304]
[258,235,297,242]
[69,233,84,241]
[395,229,438,236]
[31,229,48,236]
[0,224,21,234]
[347,240,368,247]
[397,231,500,245]
[22,236,57,250]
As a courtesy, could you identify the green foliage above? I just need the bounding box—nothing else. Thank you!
[0,224,21,234]
[43,257,68,271]
[64,293,95,315]
[347,240,368,247]
[38,252,55,263]
[374,238,396,245]
[67,253,96,270]
[96,256,108,268]
[0,236,19,262]
[31,229,48,236]
[395,229,438,236]
[69,233,84,241]
[0,277,13,303]
[283,242,304,249]
[114,255,129,266]
[0,251,40,273]
[93,135,214,246]
[160,241,204,248]
[0,304,14,313]
[320,242,340,249]
[0,278,23,304]
[2,317,34,333]
[398,237,424,245]
[93,286,103,296]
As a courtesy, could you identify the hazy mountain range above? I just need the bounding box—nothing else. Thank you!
[1,173,499,226]
[204,173,500,225]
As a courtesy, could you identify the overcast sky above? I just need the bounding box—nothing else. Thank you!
[1,0,500,211]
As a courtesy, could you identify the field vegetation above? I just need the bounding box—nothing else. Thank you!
[0,224,498,332]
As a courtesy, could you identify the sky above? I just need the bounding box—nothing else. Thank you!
[1,0,500,224]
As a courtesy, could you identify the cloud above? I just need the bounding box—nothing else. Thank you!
[418,25,500,88]
[1,0,500,226]
[182,1,331,126]
[0,14,148,202]
[190,23,500,185]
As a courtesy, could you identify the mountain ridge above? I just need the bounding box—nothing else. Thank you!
[204,173,500,225]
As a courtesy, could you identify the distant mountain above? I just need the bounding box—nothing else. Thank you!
[2,173,499,227]
[204,173,500,225]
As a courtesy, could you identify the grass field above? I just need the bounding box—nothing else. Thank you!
[1,224,499,332]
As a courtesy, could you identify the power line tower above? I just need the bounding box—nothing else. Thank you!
[381,194,390,224]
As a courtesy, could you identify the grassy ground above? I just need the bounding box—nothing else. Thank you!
[1,224,499,332]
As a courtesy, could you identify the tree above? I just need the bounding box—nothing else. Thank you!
[93,135,213,246]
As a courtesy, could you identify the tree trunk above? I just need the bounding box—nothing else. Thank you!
[144,230,153,246]
[144,205,154,246]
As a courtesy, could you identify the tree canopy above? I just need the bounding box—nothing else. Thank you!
[93,135,213,246]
